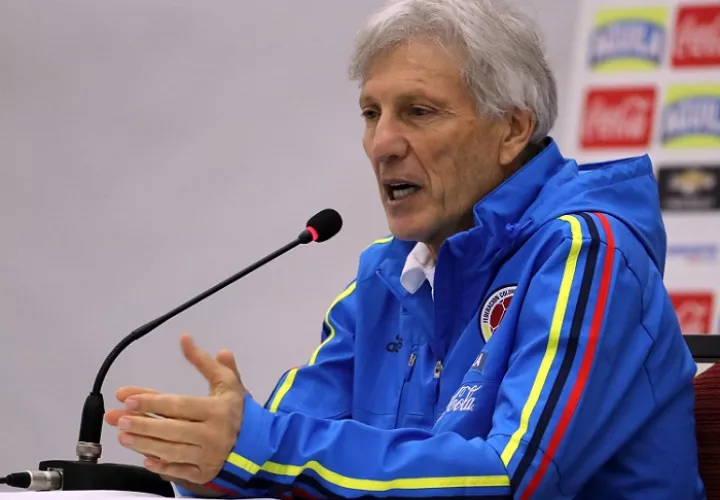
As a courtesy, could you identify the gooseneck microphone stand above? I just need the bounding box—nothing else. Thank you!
[2,209,342,495]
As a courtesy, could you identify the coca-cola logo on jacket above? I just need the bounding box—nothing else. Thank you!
[673,5,720,67]
[580,86,657,149]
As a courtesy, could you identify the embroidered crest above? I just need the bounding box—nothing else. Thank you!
[471,351,488,372]
[479,285,517,342]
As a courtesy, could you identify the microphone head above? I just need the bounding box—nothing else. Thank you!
[302,209,343,243]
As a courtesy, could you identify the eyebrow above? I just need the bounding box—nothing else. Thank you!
[359,91,447,108]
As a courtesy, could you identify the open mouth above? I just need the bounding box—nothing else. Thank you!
[386,183,420,201]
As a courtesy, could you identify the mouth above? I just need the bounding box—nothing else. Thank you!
[385,182,421,202]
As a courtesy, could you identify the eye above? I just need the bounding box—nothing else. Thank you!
[409,106,434,117]
[361,108,380,121]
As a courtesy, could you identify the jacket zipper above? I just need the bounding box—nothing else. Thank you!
[433,359,444,419]
[406,352,417,380]
[433,359,443,379]
[394,349,418,428]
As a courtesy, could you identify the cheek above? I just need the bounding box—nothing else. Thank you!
[371,163,381,181]
[419,143,454,185]
[362,128,375,159]
[429,144,471,197]
[438,142,493,207]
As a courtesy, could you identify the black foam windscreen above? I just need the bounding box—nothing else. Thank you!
[306,209,343,242]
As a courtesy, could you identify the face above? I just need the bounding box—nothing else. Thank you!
[359,40,533,254]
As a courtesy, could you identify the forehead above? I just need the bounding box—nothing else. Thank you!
[359,40,470,102]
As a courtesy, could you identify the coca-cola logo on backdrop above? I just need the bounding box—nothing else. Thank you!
[580,86,657,149]
[672,4,720,68]
[669,291,715,334]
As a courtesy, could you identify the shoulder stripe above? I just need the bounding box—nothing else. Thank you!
[267,281,357,413]
[509,212,601,491]
[364,236,393,249]
[520,213,615,499]
[499,213,586,467]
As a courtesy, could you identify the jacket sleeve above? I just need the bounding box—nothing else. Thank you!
[177,280,357,498]
[204,212,655,499]
[262,280,356,419]
[487,212,663,498]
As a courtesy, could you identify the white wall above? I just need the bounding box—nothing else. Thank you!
[0,0,579,483]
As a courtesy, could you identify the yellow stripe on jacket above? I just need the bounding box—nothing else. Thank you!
[267,236,393,413]
[500,214,584,465]
[226,454,510,492]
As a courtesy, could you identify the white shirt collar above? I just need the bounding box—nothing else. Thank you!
[400,242,436,295]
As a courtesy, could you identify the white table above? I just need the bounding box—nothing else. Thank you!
[0,492,272,499]
[0,493,163,499]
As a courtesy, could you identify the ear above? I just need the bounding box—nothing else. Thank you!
[498,109,536,166]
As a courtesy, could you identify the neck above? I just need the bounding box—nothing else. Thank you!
[424,211,475,259]
[422,140,547,257]
[519,141,545,165]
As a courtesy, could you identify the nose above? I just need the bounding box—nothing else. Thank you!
[367,115,409,165]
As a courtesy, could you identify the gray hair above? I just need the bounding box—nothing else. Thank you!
[349,0,558,143]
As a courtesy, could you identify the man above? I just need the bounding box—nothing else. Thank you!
[105,0,705,498]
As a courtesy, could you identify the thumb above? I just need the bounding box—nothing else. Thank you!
[216,349,251,397]
[180,333,240,393]
[215,349,241,383]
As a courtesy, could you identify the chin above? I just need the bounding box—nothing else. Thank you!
[386,216,434,243]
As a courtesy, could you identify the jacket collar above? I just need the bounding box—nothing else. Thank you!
[444,137,566,267]
[377,138,567,295]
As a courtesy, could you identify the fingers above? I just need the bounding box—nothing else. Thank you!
[117,415,204,445]
[125,393,210,421]
[144,459,206,486]
[118,432,202,465]
[215,349,242,384]
[156,475,226,499]
[179,334,239,392]
[106,408,165,426]
[107,388,161,425]
[105,408,134,426]
[116,386,158,402]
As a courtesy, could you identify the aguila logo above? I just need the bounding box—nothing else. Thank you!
[479,285,516,342]
[581,87,656,149]
[588,19,665,68]
[661,96,720,144]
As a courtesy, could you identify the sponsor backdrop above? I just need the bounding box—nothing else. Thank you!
[563,0,720,338]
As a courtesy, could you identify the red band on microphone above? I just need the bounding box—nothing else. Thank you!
[306,226,319,242]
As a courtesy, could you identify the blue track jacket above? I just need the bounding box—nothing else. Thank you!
[179,139,704,499]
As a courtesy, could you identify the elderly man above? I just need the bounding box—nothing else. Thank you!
[106,0,704,498]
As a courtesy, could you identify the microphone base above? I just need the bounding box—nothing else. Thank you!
[39,460,175,497]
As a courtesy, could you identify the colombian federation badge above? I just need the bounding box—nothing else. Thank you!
[479,285,517,342]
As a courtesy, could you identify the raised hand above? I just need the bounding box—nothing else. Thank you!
[105,334,246,485]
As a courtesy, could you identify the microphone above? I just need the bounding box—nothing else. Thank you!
[1,208,342,496]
